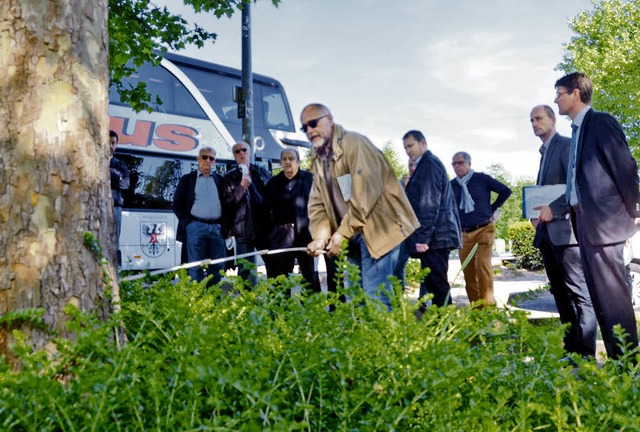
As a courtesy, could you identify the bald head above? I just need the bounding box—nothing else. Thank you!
[530,105,556,142]
[300,103,334,149]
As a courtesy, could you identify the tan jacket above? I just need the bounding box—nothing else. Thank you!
[308,124,419,259]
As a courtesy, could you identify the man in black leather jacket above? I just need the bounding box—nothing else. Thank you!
[222,142,271,286]
[397,130,462,308]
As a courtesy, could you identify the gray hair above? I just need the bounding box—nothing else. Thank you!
[199,146,217,157]
[280,148,300,161]
[452,151,471,163]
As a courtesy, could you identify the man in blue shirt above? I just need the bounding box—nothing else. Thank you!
[173,146,226,285]
[450,152,511,307]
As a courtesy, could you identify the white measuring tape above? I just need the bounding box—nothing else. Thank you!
[119,247,322,282]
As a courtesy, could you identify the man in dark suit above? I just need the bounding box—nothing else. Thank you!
[172,146,226,285]
[529,104,596,357]
[555,72,640,360]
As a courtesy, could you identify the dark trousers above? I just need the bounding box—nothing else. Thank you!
[235,240,258,287]
[537,225,597,356]
[394,244,452,307]
[265,251,321,294]
[418,248,452,307]
[575,212,639,359]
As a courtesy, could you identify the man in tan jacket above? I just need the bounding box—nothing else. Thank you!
[302,103,419,309]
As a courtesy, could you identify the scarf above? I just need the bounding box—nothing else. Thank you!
[455,170,475,213]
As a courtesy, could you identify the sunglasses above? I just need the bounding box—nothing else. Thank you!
[300,115,330,133]
[234,148,248,154]
[200,155,215,161]
[451,161,467,166]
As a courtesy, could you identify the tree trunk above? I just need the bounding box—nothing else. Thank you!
[0,0,114,360]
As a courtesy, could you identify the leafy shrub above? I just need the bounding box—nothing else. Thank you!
[508,221,544,270]
[1,260,639,430]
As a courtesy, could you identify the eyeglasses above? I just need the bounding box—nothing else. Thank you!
[300,115,330,133]
[555,91,570,98]
[451,161,467,166]
[234,148,248,154]
[200,155,215,161]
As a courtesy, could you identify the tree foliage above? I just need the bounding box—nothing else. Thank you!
[558,0,640,157]
[486,163,535,242]
[382,140,408,179]
[108,0,280,112]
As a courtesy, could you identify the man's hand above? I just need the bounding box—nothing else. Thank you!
[533,205,553,222]
[306,239,327,257]
[240,175,252,190]
[326,232,345,257]
[415,243,429,253]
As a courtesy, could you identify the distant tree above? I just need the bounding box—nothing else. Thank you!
[382,141,408,179]
[558,0,640,157]
[486,164,535,241]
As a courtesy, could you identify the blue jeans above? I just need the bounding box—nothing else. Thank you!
[347,234,400,310]
[186,221,225,284]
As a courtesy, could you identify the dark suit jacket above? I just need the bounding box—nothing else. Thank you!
[534,133,578,247]
[575,108,640,245]
[172,170,225,243]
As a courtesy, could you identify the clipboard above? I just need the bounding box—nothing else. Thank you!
[522,184,566,218]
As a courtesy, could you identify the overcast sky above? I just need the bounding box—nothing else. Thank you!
[157,0,593,179]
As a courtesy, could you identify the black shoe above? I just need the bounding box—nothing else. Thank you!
[559,356,579,367]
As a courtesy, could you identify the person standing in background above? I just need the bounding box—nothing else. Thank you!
[450,152,511,307]
[223,142,271,287]
[109,130,130,260]
[555,72,639,360]
[529,104,596,357]
[397,130,461,308]
[172,146,226,285]
[264,149,320,293]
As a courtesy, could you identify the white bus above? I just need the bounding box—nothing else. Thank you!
[109,52,308,270]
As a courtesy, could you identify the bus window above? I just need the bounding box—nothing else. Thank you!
[257,84,292,130]
[117,154,228,210]
[109,62,208,120]
[178,65,240,125]
[173,79,207,119]
[118,154,188,210]
[109,63,174,113]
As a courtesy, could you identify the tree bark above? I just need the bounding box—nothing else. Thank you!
[0,0,114,360]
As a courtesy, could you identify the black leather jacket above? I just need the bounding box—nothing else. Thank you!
[222,164,271,246]
[404,151,461,253]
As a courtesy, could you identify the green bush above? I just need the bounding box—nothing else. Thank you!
[508,221,544,270]
[1,260,639,430]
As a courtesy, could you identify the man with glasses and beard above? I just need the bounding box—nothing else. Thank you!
[173,146,226,285]
[301,103,419,310]
[223,141,271,287]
